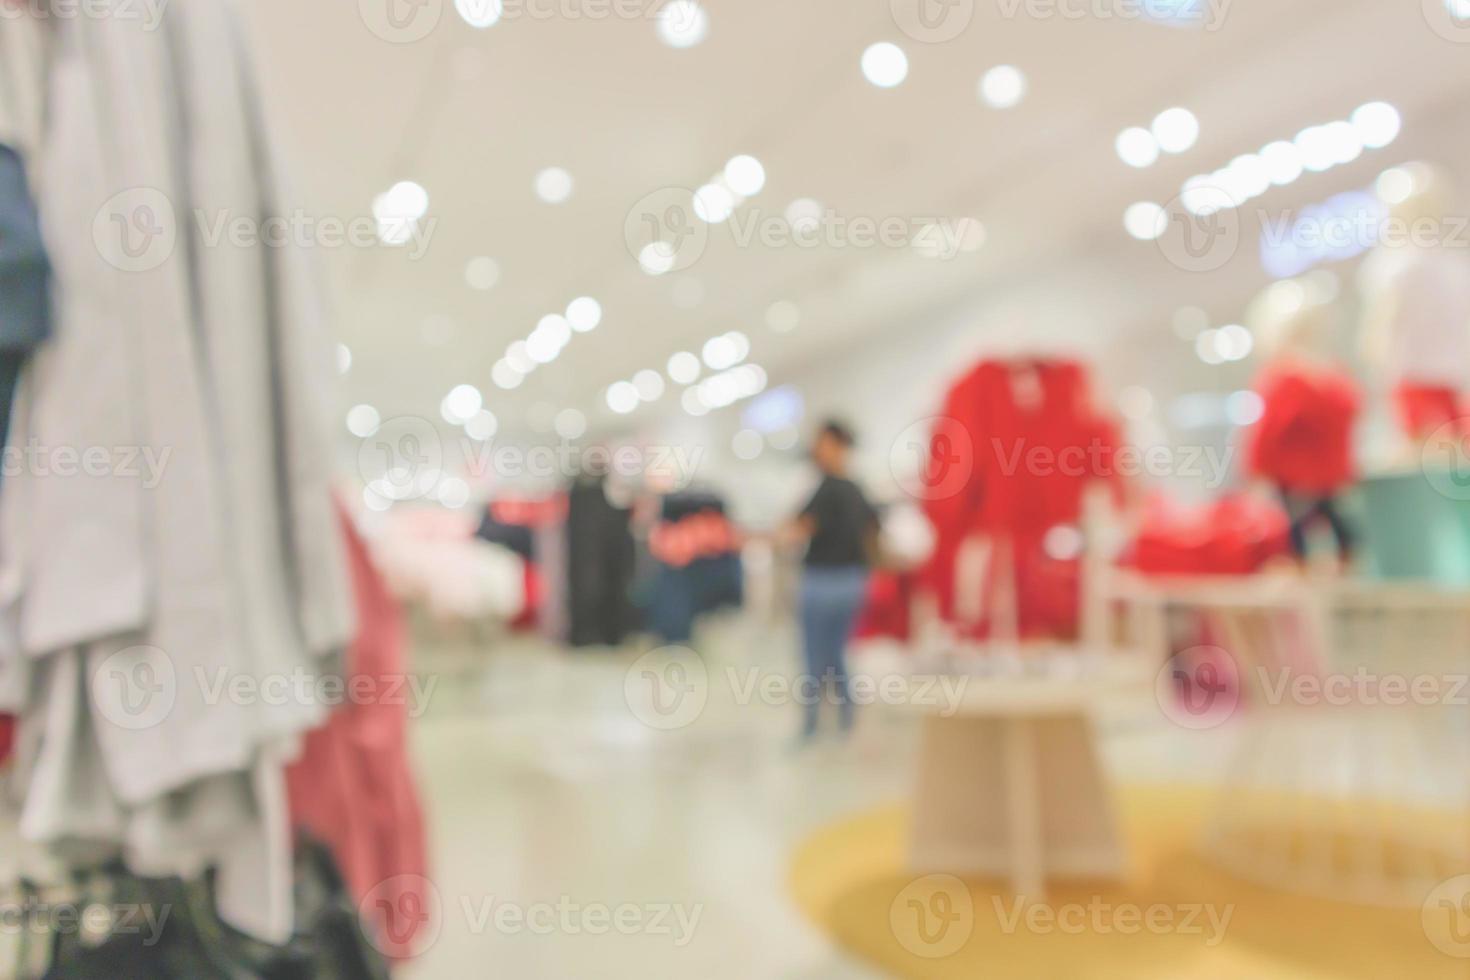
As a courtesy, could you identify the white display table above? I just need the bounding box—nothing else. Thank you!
[904,654,1153,899]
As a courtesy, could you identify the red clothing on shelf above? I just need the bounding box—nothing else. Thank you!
[1392,382,1461,440]
[1125,493,1290,576]
[1246,364,1360,494]
[286,501,431,961]
[920,358,1121,639]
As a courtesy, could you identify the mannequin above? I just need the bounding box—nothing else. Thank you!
[1245,276,1361,568]
[1358,162,1470,446]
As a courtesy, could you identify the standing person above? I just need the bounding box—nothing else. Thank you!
[786,420,879,742]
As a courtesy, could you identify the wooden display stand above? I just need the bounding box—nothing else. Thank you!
[908,672,1134,898]
[905,489,1147,898]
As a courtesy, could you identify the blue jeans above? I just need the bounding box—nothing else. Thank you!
[798,566,869,737]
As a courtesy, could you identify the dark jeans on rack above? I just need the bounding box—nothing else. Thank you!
[1278,487,1354,559]
[798,565,869,738]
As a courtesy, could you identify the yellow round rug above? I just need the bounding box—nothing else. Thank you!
[789,784,1468,979]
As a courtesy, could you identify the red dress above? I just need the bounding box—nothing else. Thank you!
[921,359,1121,639]
[1246,364,1360,494]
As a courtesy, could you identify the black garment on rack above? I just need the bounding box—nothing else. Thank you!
[641,491,744,644]
[33,843,389,980]
[473,510,535,561]
[566,475,638,647]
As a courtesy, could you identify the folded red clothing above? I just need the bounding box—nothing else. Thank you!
[1124,493,1290,576]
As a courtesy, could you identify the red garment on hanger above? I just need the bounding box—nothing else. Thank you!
[286,501,431,961]
[1246,364,1360,494]
[0,714,12,767]
[921,358,1120,639]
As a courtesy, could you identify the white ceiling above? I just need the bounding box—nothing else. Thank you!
[241,0,1470,442]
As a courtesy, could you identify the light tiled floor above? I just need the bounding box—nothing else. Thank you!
[400,617,1241,979]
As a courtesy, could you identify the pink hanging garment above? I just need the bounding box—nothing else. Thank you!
[286,500,432,961]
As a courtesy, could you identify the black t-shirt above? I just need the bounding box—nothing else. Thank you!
[801,476,879,568]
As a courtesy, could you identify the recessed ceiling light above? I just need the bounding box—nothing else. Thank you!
[1350,101,1401,150]
[732,429,764,461]
[724,155,766,197]
[336,343,352,375]
[374,181,429,222]
[346,405,380,438]
[606,381,640,415]
[861,42,909,89]
[554,408,587,439]
[442,384,483,424]
[1116,127,1160,168]
[979,65,1026,108]
[535,314,572,349]
[1215,324,1253,362]
[1376,166,1415,205]
[525,331,560,364]
[1123,201,1167,241]
[657,0,708,48]
[667,352,701,384]
[1259,140,1303,186]
[566,296,602,333]
[785,198,823,235]
[465,256,500,291]
[633,369,666,402]
[534,167,574,204]
[765,300,800,333]
[454,0,502,28]
[693,183,736,224]
[639,242,677,276]
[1152,107,1199,154]
[465,410,498,441]
[492,360,523,390]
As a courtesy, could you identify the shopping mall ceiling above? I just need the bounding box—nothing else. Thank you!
[244,0,1470,443]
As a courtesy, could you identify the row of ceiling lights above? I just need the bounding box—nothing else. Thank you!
[491,297,604,390]
[452,0,709,48]
[606,330,754,415]
[1123,101,1402,242]
[861,41,1027,110]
